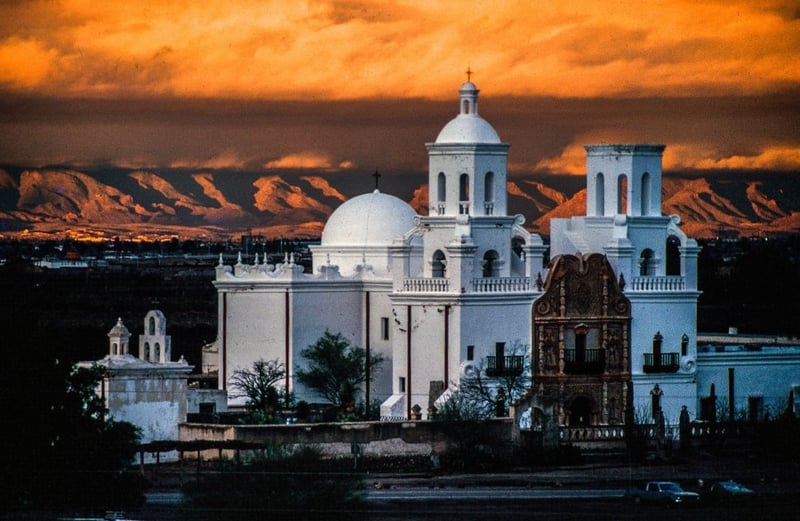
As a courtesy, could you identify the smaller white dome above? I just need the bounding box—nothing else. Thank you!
[435,115,501,144]
[322,190,417,247]
[108,317,130,337]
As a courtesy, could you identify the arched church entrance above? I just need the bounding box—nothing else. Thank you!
[569,396,592,426]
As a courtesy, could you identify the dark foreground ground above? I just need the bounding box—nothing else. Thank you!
[7,450,798,520]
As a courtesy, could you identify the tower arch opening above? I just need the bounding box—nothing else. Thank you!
[641,172,651,215]
[639,248,656,276]
[432,250,446,278]
[484,171,494,215]
[666,235,681,275]
[482,250,499,277]
[617,174,628,214]
[596,172,605,216]
[459,173,470,214]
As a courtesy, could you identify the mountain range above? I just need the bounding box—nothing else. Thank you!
[0,167,797,241]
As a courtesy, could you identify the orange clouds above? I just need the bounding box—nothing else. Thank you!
[667,145,800,171]
[170,152,248,170]
[0,37,57,88]
[264,152,353,170]
[536,141,800,175]
[1,0,797,99]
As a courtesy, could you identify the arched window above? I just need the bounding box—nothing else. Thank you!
[432,250,446,278]
[482,250,499,277]
[148,316,156,335]
[484,172,494,215]
[144,342,150,360]
[641,172,651,215]
[112,343,118,355]
[437,172,446,202]
[617,174,628,214]
[459,173,470,214]
[639,248,655,276]
[666,236,681,275]
[155,343,161,361]
[596,173,605,216]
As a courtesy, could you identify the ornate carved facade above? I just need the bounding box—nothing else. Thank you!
[532,253,631,427]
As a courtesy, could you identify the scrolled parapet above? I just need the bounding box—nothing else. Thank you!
[679,355,696,373]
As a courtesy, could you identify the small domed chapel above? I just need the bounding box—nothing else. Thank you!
[214,79,702,428]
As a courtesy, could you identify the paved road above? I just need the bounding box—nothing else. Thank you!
[366,487,625,501]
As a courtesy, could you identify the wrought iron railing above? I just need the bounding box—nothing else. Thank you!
[643,352,680,373]
[486,355,524,376]
[564,349,605,374]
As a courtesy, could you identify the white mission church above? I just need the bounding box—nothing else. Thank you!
[210,79,785,429]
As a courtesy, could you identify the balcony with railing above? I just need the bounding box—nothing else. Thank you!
[486,355,524,376]
[399,276,532,294]
[629,276,686,292]
[471,277,531,293]
[401,278,450,293]
[642,352,679,373]
[564,349,605,374]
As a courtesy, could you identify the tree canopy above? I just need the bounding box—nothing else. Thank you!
[229,358,287,416]
[296,331,383,412]
[0,344,144,511]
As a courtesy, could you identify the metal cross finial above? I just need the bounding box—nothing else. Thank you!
[373,169,381,190]
[465,66,473,82]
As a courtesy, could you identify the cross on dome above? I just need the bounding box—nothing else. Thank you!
[465,66,473,82]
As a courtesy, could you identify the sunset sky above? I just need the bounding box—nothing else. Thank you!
[1,0,798,182]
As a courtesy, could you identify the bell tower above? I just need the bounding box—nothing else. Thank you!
[585,144,665,217]
[139,310,172,363]
[426,81,509,218]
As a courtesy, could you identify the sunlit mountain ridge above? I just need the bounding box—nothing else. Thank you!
[0,167,797,241]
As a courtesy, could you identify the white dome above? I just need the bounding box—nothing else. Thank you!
[435,81,501,144]
[321,190,417,247]
[435,115,501,144]
[108,317,130,337]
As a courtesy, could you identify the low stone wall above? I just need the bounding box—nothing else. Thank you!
[179,419,514,459]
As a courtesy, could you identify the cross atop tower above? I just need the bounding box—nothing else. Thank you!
[372,169,381,190]
[465,66,473,82]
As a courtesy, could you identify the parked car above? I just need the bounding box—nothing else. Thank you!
[703,480,756,503]
[625,481,701,505]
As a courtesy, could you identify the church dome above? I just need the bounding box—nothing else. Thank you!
[321,190,417,247]
[108,317,130,337]
[435,115,501,144]
[435,81,501,144]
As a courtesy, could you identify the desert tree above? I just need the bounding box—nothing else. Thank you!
[437,340,531,420]
[296,330,383,414]
[229,358,287,415]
